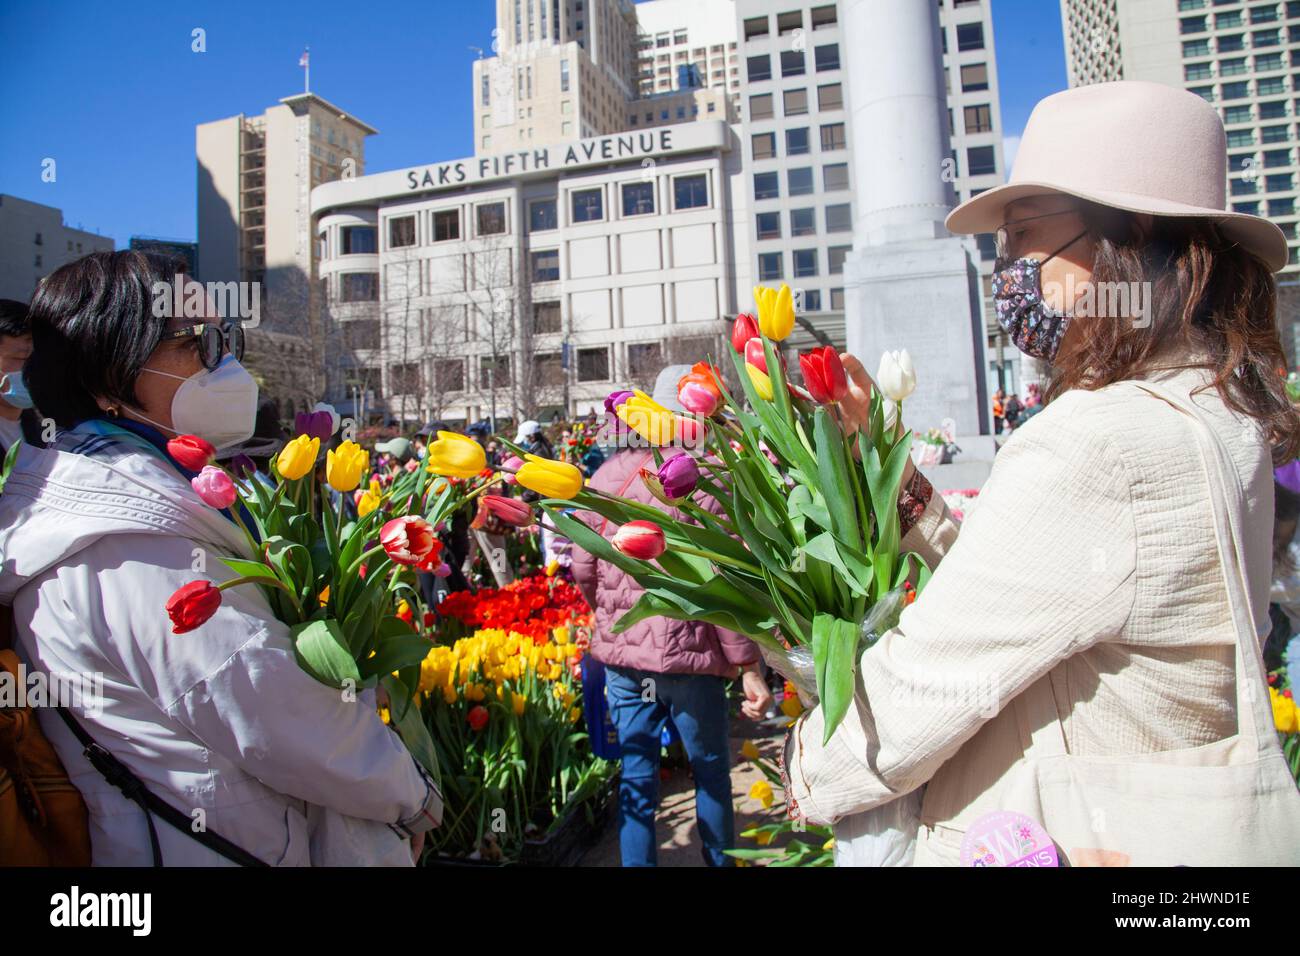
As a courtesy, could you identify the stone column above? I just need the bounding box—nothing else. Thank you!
[841,0,991,444]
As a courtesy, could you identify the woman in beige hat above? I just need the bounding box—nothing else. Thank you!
[783,81,1300,866]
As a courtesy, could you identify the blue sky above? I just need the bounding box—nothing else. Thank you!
[0,0,1067,248]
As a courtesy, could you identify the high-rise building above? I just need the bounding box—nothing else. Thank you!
[736,0,1008,379]
[1060,0,1300,279]
[635,0,742,108]
[196,92,376,303]
[0,194,114,301]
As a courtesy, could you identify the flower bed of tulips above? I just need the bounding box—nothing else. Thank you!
[417,572,615,863]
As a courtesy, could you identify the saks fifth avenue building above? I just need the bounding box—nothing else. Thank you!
[311,120,753,426]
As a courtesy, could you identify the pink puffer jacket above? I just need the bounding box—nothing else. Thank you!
[570,448,759,678]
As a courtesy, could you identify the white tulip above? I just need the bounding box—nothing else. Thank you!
[876,350,917,403]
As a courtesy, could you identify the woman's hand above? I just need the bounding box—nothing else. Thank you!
[836,352,875,438]
[739,664,774,720]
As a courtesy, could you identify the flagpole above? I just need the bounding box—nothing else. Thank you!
[304,46,310,94]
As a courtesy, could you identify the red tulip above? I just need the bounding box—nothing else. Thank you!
[482,494,533,527]
[167,435,216,472]
[467,705,490,731]
[613,520,666,560]
[799,346,848,404]
[731,313,759,353]
[744,337,785,374]
[396,602,415,626]
[165,580,222,634]
[380,516,437,566]
[415,539,446,572]
[423,611,436,628]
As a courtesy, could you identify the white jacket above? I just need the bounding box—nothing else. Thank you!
[0,426,440,866]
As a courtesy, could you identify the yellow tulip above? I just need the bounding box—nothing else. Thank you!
[425,430,487,478]
[740,739,760,761]
[749,780,774,809]
[780,694,803,718]
[616,389,676,446]
[516,453,584,499]
[357,485,382,518]
[325,440,368,492]
[379,707,390,725]
[512,692,526,717]
[822,837,835,852]
[745,362,774,401]
[1271,687,1299,734]
[753,284,795,341]
[754,830,772,846]
[569,706,581,723]
[277,434,319,480]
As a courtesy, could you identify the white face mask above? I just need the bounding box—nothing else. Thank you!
[130,355,259,451]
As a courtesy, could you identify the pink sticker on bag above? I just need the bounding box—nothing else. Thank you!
[959,811,1059,867]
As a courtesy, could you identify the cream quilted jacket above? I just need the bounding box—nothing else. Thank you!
[784,362,1276,856]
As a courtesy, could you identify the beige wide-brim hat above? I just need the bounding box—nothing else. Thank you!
[947,81,1290,273]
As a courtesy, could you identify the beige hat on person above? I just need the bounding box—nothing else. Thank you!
[946,80,1290,272]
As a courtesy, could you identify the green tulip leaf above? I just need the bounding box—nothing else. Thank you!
[811,613,860,744]
[291,618,361,689]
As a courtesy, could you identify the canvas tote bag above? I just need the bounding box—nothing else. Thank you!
[985,380,1300,865]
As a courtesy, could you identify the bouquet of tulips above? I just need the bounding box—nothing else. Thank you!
[527,284,931,743]
[162,414,498,782]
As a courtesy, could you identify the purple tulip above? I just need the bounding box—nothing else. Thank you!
[294,410,334,443]
[229,453,256,481]
[433,562,452,578]
[1277,459,1300,495]
[604,390,634,415]
[657,451,699,500]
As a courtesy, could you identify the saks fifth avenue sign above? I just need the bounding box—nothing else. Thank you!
[310,120,728,215]
[407,129,676,189]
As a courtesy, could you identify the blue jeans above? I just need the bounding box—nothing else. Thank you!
[603,666,735,867]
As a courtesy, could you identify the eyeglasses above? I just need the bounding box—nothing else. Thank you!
[995,208,1080,261]
[160,322,246,371]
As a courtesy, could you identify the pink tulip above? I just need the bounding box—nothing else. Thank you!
[676,415,705,448]
[483,494,533,527]
[678,378,720,416]
[500,455,525,484]
[613,520,666,560]
[404,459,419,473]
[191,466,237,509]
[380,516,437,566]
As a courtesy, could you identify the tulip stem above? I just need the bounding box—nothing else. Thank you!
[217,573,304,619]
[671,542,763,576]
[345,544,386,581]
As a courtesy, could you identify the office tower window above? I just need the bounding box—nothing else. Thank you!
[788,167,814,196]
[1225,106,1253,127]
[1260,101,1288,120]
[960,63,989,92]
[815,44,840,71]
[1254,29,1281,47]
[1253,4,1280,22]
[793,248,818,278]
[753,131,777,159]
[1180,16,1207,34]
[964,104,994,133]
[481,72,490,106]
[811,4,836,29]
[1185,62,1213,81]
[561,59,570,92]
[956,22,984,51]
[531,249,560,282]
[754,171,780,199]
[1189,86,1215,102]
[1265,148,1292,167]
[1215,10,1243,29]
[784,88,809,116]
[434,359,465,393]
[577,346,610,383]
[758,252,783,280]
[622,181,656,216]
[1257,52,1285,72]
[748,54,771,82]
[790,207,816,236]
[390,362,421,395]
[781,50,806,77]
[802,290,822,311]
[1270,197,1296,217]
[830,287,844,310]
[828,246,850,274]
[786,127,810,155]
[967,145,997,176]
[530,198,557,232]
[818,83,843,110]
[571,188,604,223]
[1228,129,1256,147]
[533,301,562,334]
[341,273,378,302]
[480,355,512,388]
[825,203,852,233]
[476,201,507,235]
[341,225,376,255]
[627,342,664,379]
[1183,39,1211,57]
[821,123,847,150]
[388,215,416,248]
[744,16,769,40]
[1218,34,1245,53]
[1231,177,1258,195]
[750,93,774,120]
[674,174,709,210]
[757,211,781,239]
[823,163,850,191]
[429,210,458,243]
[777,10,802,35]
[1263,125,1290,144]
[1259,76,1285,95]
[482,135,492,150]
[1222,81,1250,101]
[1267,173,1294,193]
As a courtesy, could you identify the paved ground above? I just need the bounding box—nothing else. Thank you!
[580,714,794,867]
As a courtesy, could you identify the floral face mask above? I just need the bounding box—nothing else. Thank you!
[992,230,1087,362]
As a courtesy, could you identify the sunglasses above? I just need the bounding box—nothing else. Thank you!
[994,208,1081,261]
[160,322,246,371]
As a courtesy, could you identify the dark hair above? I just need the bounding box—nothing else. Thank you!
[0,299,29,339]
[1049,202,1300,464]
[25,250,187,427]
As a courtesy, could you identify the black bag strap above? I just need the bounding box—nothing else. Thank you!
[55,707,268,867]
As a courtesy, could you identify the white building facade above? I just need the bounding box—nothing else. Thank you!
[312,121,752,428]
[0,195,114,302]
